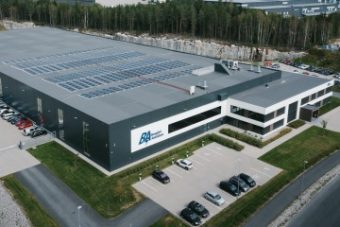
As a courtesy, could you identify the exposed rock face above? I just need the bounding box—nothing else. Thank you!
[82,30,305,61]
[1,20,35,30]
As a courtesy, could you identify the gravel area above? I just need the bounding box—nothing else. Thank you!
[269,164,340,227]
[0,181,31,227]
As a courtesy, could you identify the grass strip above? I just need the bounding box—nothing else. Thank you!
[2,176,58,227]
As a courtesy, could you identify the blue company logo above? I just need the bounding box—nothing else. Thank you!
[139,130,164,145]
[139,131,151,145]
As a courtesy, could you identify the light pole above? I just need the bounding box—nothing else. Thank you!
[77,205,82,227]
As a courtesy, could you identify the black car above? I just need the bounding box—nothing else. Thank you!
[229,176,250,192]
[9,116,23,125]
[238,173,256,188]
[180,208,202,226]
[188,200,209,218]
[219,180,240,196]
[31,129,48,138]
[151,170,170,184]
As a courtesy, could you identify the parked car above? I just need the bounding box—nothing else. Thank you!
[219,180,240,196]
[0,108,13,116]
[15,118,29,127]
[2,111,17,120]
[22,126,39,136]
[9,116,23,125]
[17,121,33,130]
[31,128,48,138]
[204,191,225,206]
[271,63,280,69]
[238,173,256,188]
[152,170,170,184]
[176,159,193,170]
[187,200,209,218]
[180,208,202,226]
[229,176,250,192]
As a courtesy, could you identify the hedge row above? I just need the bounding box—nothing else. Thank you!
[220,128,263,147]
[220,128,292,148]
[208,134,244,151]
[288,119,306,129]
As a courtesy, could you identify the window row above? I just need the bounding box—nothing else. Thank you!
[230,106,285,123]
[301,86,332,105]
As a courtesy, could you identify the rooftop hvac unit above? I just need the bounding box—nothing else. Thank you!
[197,81,208,90]
[189,86,196,95]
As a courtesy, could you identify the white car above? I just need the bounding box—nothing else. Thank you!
[204,191,225,206]
[0,108,11,115]
[176,159,193,170]
[2,111,17,120]
[22,126,38,136]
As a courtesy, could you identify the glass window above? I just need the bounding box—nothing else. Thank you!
[325,86,332,93]
[37,97,43,113]
[169,107,221,133]
[57,109,64,125]
[301,96,309,105]
[317,90,325,97]
[276,107,285,116]
[311,93,317,100]
[273,119,284,129]
[0,78,3,97]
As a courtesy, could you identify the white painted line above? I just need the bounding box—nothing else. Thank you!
[195,153,212,162]
[167,168,183,179]
[189,158,204,166]
[0,145,17,152]
[205,146,224,157]
[251,167,272,178]
[141,181,158,193]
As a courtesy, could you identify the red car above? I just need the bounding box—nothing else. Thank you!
[15,118,29,127]
[17,121,33,130]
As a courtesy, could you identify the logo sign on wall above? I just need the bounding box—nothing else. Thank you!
[139,130,164,145]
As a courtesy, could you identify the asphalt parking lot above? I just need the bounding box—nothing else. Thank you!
[0,117,40,178]
[133,143,281,225]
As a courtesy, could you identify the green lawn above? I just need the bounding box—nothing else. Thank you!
[319,97,340,116]
[151,214,188,227]
[2,176,58,227]
[205,126,340,227]
[28,133,238,218]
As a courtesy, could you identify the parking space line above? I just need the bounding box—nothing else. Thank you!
[141,181,158,193]
[189,157,204,166]
[166,168,183,179]
[205,146,224,157]
[251,167,272,178]
[0,145,17,152]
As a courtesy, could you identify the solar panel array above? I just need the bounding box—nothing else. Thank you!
[3,47,201,99]
[81,66,200,99]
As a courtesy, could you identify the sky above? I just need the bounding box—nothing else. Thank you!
[96,0,149,7]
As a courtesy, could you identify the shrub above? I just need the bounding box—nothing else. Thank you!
[262,128,292,146]
[220,128,263,147]
[288,119,306,129]
[208,134,244,151]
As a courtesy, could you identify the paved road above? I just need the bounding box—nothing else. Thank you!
[287,173,340,227]
[243,150,340,227]
[15,165,167,227]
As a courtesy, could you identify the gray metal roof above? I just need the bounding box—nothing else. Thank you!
[0,27,328,123]
[231,72,329,107]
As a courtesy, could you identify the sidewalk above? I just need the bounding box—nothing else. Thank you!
[243,150,340,227]
[214,124,311,158]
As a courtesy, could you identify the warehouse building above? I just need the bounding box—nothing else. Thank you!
[0,28,334,171]
[205,0,340,17]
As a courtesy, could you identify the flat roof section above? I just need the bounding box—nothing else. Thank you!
[0,27,278,124]
[231,72,330,108]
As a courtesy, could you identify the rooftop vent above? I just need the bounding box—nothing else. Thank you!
[265,83,269,88]
[197,80,208,90]
[192,66,215,76]
[189,86,196,95]
[223,60,239,70]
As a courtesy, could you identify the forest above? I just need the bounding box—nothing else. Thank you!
[0,0,340,49]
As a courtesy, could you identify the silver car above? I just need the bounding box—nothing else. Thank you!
[204,191,225,206]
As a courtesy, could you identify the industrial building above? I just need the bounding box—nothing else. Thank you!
[0,28,334,171]
[205,0,340,17]
[55,0,95,5]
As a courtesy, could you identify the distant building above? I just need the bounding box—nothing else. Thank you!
[55,0,95,5]
[96,0,165,7]
[205,0,340,17]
